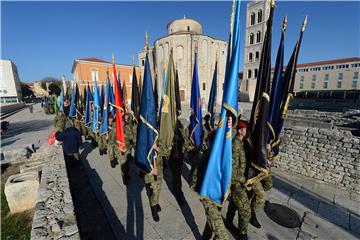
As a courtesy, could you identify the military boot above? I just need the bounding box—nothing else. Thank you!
[155,204,161,212]
[250,210,261,228]
[151,205,160,222]
[239,233,248,240]
[110,159,117,168]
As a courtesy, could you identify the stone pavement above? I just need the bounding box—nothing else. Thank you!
[1,103,54,152]
[80,142,359,240]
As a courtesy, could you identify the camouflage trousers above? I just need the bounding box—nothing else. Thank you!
[145,155,164,207]
[189,149,201,191]
[250,180,266,212]
[97,134,107,150]
[108,144,130,177]
[261,169,273,192]
[226,184,251,234]
[201,198,227,240]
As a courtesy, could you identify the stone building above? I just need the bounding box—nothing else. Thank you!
[138,17,228,109]
[0,59,22,103]
[71,57,140,105]
[240,0,271,102]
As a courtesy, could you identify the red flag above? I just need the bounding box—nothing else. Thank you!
[112,62,126,152]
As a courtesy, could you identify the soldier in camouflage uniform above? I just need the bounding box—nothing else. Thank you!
[247,144,274,229]
[201,116,233,240]
[54,110,67,132]
[225,118,251,240]
[145,143,168,222]
[201,198,228,240]
[107,115,119,168]
[109,114,132,185]
[169,119,186,205]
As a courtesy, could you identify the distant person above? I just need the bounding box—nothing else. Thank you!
[55,122,83,167]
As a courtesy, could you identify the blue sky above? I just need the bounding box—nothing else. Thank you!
[2,1,359,82]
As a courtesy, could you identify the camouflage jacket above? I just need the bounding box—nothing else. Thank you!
[108,121,116,145]
[124,122,135,151]
[54,114,67,130]
[231,134,247,185]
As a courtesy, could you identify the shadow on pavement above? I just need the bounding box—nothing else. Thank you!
[125,158,145,240]
[65,148,116,240]
[163,159,202,240]
[80,142,127,239]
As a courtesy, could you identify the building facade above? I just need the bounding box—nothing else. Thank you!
[0,60,22,103]
[294,57,360,98]
[240,0,271,102]
[138,18,228,109]
[71,58,140,104]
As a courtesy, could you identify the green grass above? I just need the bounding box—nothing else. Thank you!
[1,184,33,240]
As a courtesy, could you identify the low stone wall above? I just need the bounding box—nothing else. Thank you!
[31,147,80,240]
[277,126,360,196]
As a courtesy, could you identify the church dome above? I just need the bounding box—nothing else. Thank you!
[167,18,202,35]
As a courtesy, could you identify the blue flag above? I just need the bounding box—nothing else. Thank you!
[69,83,77,118]
[268,18,286,146]
[200,0,241,205]
[100,84,105,115]
[118,72,124,102]
[109,83,115,117]
[85,83,91,126]
[135,54,158,173]
[189,52,203,147]
[91,78,100,132]
[207,61,218,128]
[58,89,64,112]
[100,78,110,135]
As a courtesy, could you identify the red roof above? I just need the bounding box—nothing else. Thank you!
[78,57,110,64]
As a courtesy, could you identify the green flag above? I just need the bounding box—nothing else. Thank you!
[158,50,177,155]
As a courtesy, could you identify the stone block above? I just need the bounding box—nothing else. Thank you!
[5,172,39,213]
[20,161,44,173]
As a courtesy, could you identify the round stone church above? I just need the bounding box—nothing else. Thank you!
[138,17,228,111]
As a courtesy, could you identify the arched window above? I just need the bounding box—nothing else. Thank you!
[251,12,255,25]
[258,10,263,23]
[249,33,254,45]
[248,69,252,79]
[255,51,260,60]
[187,26,190,31]
[256,31,261,43]
[254,68,258,78]
[249,53,253,62]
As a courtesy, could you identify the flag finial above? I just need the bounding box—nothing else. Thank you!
[302,15,308,32]
[270,0,275,8]
[112,54,115,64]
[145,31,149,50]
[282,14,288,33]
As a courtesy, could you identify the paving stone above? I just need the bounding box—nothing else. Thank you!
[350,213,360,236]
[317,202,350,229]
[288,192,319,214]
[301,212,358,240]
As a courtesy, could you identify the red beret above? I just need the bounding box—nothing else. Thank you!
[237,119,248,129]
